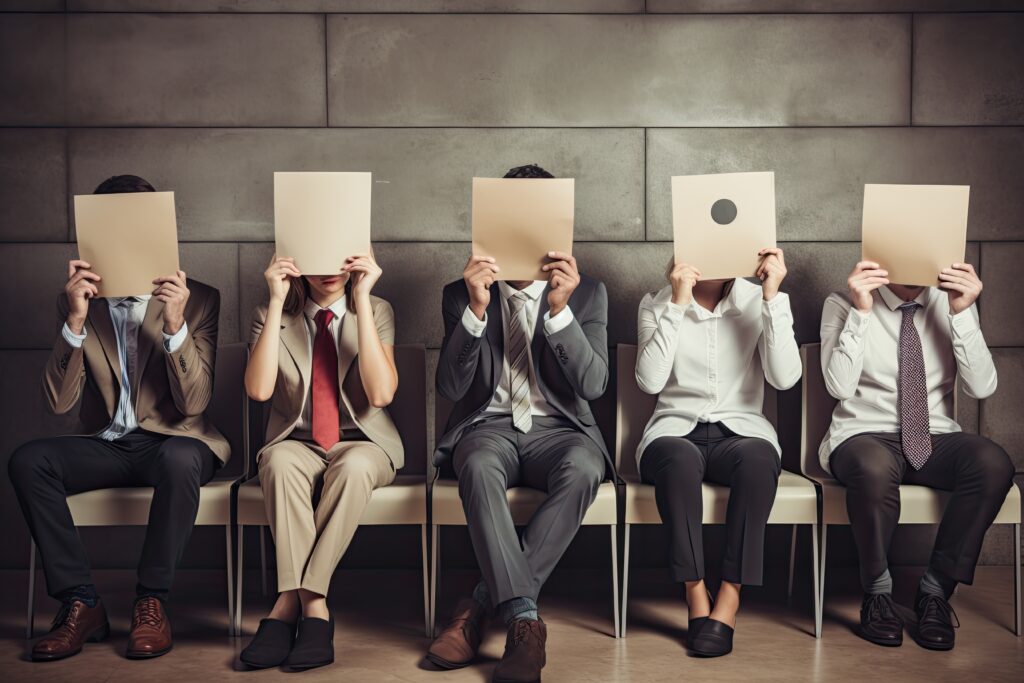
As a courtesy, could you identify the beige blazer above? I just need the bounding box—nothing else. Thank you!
[42,280,231,464]
[249,295,404,470]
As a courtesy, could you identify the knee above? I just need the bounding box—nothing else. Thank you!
[8,440,52,485]
[966,440,1015,493]
[456,454,505,487]
[733,442,781,483]
[551,447,604,492]
[259,444,306,483]
[154,439,207,486]
[326,452,377,491]
[643,439,703,484]
[839,447,900,498]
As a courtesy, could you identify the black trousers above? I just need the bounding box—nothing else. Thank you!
[8,430,217,598]
[639,423,781,586]
[830,431,1014,590]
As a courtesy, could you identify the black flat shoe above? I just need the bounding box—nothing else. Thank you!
[685,616,709,651]
[284,615,334,671]
[914,591,958,651]
[690,618,733,657]
[239,618,296,669]
[858,593,903,647]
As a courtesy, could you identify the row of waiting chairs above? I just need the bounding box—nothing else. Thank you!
[24,343,1021,641]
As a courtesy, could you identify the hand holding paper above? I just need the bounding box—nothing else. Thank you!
[64,259,101,333]
[939,262,983,315]
[152,270,190,335]
[668,261,701,307]
[463,255,499,321]
[542,250,581,316]
[756,247,788,301]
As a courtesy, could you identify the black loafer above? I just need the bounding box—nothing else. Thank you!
[914,590,958,651]
[239,618,296,669]
[858,593,903,647]
[285,615,334,671]
[690,618,733,657]
[685,616,709,651]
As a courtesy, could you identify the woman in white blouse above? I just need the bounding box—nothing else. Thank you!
[634,248,801,657]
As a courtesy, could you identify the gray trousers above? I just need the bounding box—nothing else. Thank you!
[452,415,605,607]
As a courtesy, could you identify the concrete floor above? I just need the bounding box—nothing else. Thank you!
[1,566,1021,682]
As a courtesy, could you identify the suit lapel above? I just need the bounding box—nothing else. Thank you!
[337,306,358,392]
[280,311,311,404]
[532,284,552,373]
[88,298,119,378]
[133,297,164,396]
[485,284,503,393]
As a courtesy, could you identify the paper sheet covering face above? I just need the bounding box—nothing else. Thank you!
[74,191,180,298]
[861,184,969,288]
[672,172,776,280]
[274,172,372,276]
[471,178,575,281]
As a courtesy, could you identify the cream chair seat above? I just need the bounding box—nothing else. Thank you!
[616,344,822,638]
[234,344,430,637]
[24,343,249,639]
[430,397,622,638]
[800,343,1021,636]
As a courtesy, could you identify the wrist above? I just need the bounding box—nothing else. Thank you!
[66,315,86,335]
[763,289,778,302]
[469,302,487,321]
[163,318,184,335]
[549,302,565,317]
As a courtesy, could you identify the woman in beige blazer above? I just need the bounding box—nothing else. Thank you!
[239,251,402,672]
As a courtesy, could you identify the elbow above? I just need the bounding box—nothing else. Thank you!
[368,387,396,409]
[823,376,854,401]
[245,381,273,403]
[770,367,802,392]
[635,374,665,396]
[578,369,609,401]
[965,377,997,401]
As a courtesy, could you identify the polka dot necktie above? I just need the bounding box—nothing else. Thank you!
[311,308,340,451]
[898,302,932,470]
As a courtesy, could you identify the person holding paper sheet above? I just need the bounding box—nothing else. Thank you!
[239,248,401,672]
[633,248,800,657]
[820,260,1014,650]
[427,164,610,683]
[8,175,226,662]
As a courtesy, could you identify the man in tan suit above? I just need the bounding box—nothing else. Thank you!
[8,175,228,663]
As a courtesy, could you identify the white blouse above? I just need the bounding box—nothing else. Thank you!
[634,278,802,466]
[818,285,997,472]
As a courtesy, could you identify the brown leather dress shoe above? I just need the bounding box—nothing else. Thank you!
[32,599,110,662]
[493,618,546,683]
[426,598,486,669]
[126,597,173,659]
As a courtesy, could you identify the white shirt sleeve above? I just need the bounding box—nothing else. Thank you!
[635,294,685,395]
[461,305,487,338]
[758,293,802,390]
[821,295,870,400]
[948,306,998,399]
[62,322,87,349]
[162,322,189,354]
[542,305,574,335]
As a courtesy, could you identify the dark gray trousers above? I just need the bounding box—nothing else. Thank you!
[452,415,605,606]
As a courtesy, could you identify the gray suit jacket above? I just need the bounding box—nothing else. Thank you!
[433,275,611,476]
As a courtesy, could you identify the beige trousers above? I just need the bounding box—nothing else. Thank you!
[258,438,395,595]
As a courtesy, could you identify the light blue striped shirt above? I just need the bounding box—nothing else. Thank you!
[61,296,188,440]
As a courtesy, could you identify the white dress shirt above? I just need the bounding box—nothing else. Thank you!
[290,295,356,440]
[634,278,801,465]
[818,285,997,472]
[460,280,574,419]
[61,296,188,440]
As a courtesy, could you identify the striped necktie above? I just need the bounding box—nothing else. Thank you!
[897,301,932,470]
[507,291,533,434]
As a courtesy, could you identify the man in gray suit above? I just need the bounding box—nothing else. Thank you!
[426,165,610,683]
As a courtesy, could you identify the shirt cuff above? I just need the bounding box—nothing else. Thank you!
[61,322,86,349]
[461,305,487,338]
[163,322,188,353]
[543,305,574,335]
[949,307,981,337]
[845,307,871,336]
[762,291,790,316]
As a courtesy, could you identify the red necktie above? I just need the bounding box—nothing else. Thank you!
[311,309,340,450]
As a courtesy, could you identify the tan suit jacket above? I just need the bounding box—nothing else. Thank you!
[250,295,404,470]
[42,279,230,464]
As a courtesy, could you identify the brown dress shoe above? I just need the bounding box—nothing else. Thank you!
[126,597,173,659]
[493,618,546,683]
[426,598,486,669]
[32,599,110,662]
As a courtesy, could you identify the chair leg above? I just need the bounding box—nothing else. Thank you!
[430,524,439,638]
[621,524,631,639]
[610,524,620,639]
[235,524,245,637]
[787,524,798,602]
[26,540,36,640]
[259,526,268,598]
[1014,523,1021,637]
[225,525,235,637]
[421,523,430,639]
[811,523,821,639]
[818,524,828,639]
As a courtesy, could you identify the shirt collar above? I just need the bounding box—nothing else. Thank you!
[108,295,151,307]
[498,280,546,302]
[878,285,928,312]
[304,295,347,322]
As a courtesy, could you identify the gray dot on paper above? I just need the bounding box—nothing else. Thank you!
[710,199,738,225]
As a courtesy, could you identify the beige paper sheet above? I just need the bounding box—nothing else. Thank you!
[274,172,372,276]
[861,184,970,287]
[672,172,776,280]
[471,178,575,281]
[74,191,180,298]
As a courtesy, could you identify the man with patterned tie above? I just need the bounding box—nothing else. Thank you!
[819,259,1014,651]
[8,175,226,662]
[427,165,611,683]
